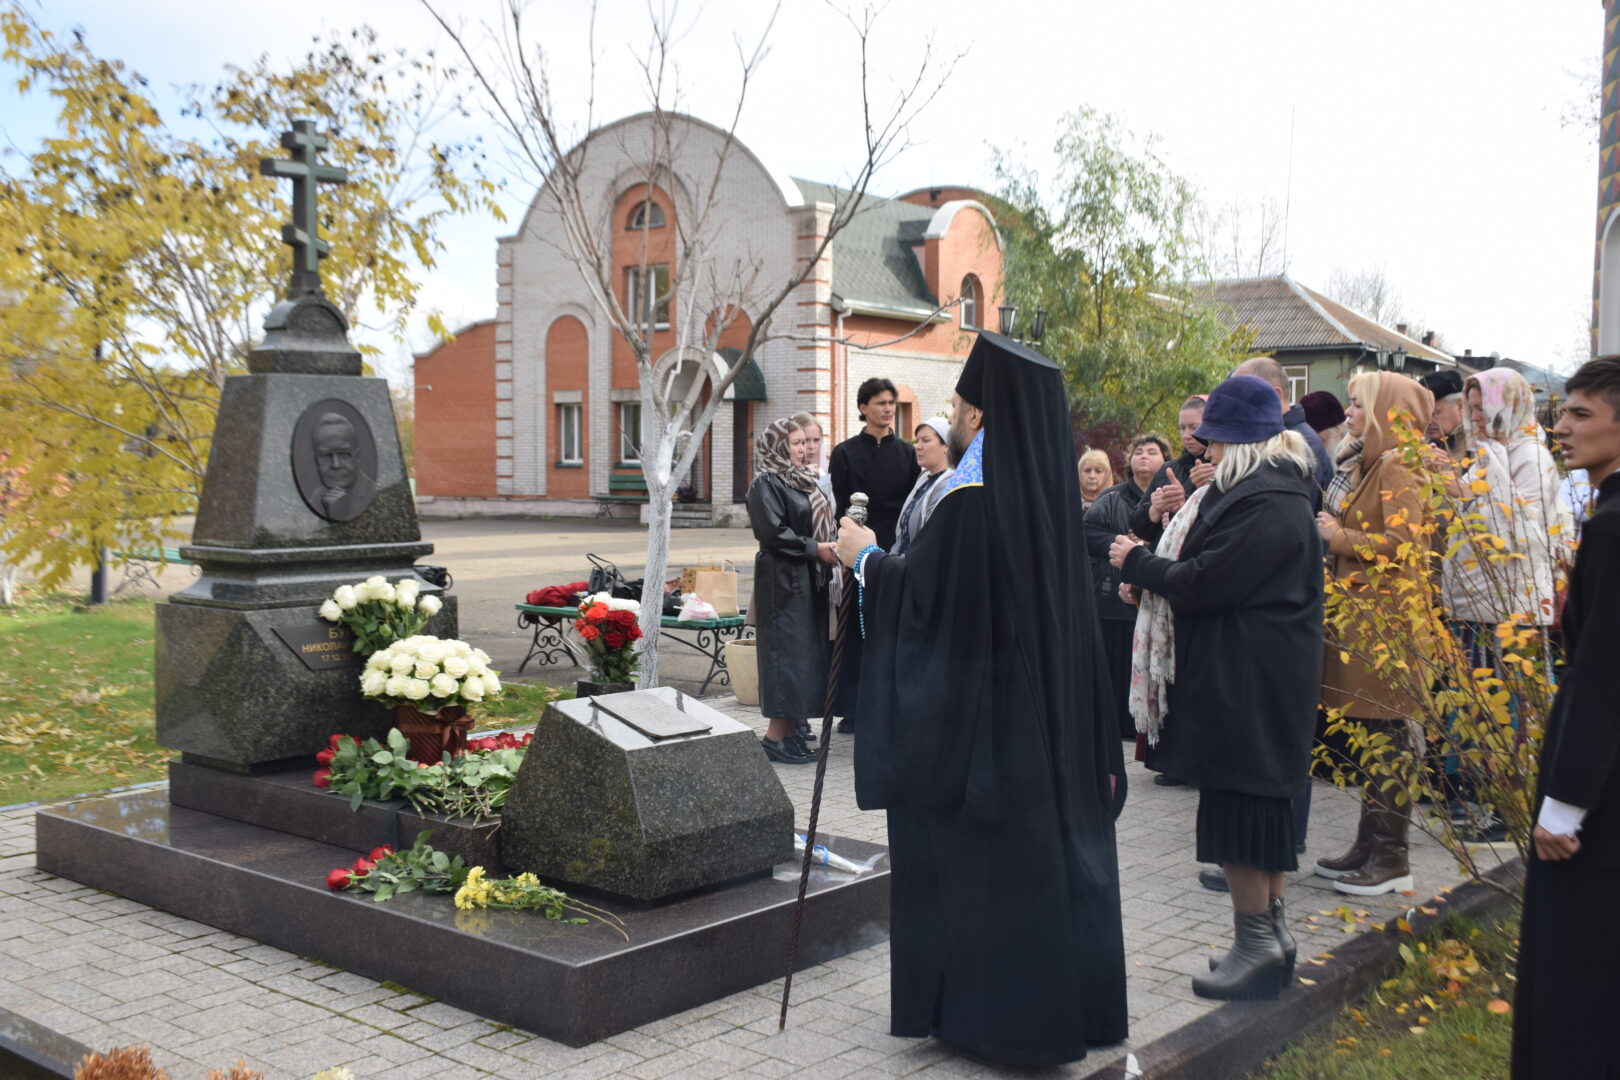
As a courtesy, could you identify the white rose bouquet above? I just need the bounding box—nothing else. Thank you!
[318,574,446,656]
[359,635,502,714]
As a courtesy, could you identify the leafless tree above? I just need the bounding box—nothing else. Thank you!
[1324,264,1407,328]
[1196,194,1286,279]
[424,0,960,685]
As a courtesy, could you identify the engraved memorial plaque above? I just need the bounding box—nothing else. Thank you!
[593,691,712,740]
[273,622,364,671]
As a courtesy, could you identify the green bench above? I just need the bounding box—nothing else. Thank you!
[595,473,649,518]
[109,546,197,594]
[515,602,751,696]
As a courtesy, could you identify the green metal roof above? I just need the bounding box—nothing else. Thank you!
[792,179,938,314]
[717,348,766,401]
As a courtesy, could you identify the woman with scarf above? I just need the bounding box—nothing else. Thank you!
[1438,368,1576,840]
[1109,375,1323,1000]
[890,418,954,555]
[746,418,838,764]
[1313,372,1436,896]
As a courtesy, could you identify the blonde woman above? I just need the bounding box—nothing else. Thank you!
[1314,371,1435,896]
[1078,449,1114,512]
[1109,375,1322,1000]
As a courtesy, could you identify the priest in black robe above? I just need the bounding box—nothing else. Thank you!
[835,332,1128,1067]
[1512,357,1620,1079]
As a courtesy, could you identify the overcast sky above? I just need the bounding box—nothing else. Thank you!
[1,0,1602,384]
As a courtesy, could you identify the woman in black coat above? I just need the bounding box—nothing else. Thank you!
[1111,375,1324,1002]
[746,418,838,764]
[1085,433,1170,740]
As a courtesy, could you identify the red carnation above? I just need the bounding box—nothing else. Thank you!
[315,747,336,766]
[326,868,353,891]
[312,768,332,788]
[604,631,626,649]
[580,624,601,641]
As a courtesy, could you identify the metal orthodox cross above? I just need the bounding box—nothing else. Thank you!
[259,119,348,297]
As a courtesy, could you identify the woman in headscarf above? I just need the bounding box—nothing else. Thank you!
[1313,372,1436,896]
[891,418,954,555]
[1438,368,1576,841]
[746,418,838,764]
[1109,375,1323,1000]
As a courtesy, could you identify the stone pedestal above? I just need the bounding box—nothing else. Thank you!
[502,688,794,902]
[154,295,456,770]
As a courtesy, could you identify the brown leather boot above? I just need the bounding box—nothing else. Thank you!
[1313,801,1373,880]
[1332,806,1412,896]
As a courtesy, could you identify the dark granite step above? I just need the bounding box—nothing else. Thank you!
[34,791,888,1047]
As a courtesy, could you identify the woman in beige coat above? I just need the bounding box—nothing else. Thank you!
[1313,371,1436,896]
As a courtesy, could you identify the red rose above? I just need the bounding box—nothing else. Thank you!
[328,734,347,749]
[351,857,375,877]
[315,747,336,766]
[628,624,643,641]
[326,868,353,891]
[604,631,626,649]
[573,618,586,632]
[610,609,636,628]
[586,603,608,621]
[368,846,393,862]
[520,733,533,746]
[580,624,600,641]
[312,768,332,788]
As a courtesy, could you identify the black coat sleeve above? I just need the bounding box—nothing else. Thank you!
[1542,513,1620,811]
[1129,464,1172,543]
[1120,493,1307,617]
[747,477,818,562]
[830,444,854,520]
[1084,490,1119,559]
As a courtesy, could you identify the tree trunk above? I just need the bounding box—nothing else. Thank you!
[0,563,15,606]
[639,485,673,686]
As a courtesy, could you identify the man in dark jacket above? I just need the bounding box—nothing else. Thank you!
[1418,368,1466,462]
[829,377,919,733]
[1129,396,1210,544]
[1512,356,1620,1079]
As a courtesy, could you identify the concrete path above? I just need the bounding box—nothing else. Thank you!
[1,698,1481,1080]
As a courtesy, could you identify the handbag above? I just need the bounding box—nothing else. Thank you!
[585,553,640,600]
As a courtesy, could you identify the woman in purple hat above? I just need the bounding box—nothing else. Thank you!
[1109,374,1324,1001]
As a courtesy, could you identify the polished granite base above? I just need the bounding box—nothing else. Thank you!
[34,791,889,1047]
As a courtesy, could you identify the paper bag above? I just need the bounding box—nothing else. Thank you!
[689,566,740,617]
[680,564,721,593]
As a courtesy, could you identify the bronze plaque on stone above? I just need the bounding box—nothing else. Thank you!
[273,623,364,671]
[593,691,712,740]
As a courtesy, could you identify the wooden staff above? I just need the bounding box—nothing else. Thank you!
[778,491,868,1030]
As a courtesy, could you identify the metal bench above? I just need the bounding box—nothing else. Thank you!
[515,602,751,696]
[595,473,649,518]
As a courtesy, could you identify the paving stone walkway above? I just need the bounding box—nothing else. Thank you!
[0,696,1484,1080]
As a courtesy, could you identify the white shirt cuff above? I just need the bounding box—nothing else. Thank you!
[1538,797,1587,837]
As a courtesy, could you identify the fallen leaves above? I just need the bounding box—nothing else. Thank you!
[1487,999,1512,1014]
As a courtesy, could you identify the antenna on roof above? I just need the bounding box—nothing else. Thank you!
[1282,106,1295,273]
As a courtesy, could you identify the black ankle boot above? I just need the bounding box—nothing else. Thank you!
[761,736,813,764]
[1192,910,1287,1000]
[796,721,816,744]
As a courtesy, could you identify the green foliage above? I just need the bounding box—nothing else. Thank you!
[334,830,470,903]
[993,106,1252,437]
[322,727,527,822]
[0,5,501,586]
[0,592,167,802]
[1254,915,1516,1079]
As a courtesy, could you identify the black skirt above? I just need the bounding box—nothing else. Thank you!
[1100,618,1136,740]
[1196,787,1298,871]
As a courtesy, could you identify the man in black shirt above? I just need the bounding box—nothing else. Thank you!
[829,377,919,733]
[831,378,921,550]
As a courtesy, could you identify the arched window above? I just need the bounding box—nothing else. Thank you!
[627,200,666,230]
[960,275,981,330]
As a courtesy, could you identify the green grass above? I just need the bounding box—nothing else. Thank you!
[0,589,566,804]
[0,592,168,805]
[1253,914,1517,1080]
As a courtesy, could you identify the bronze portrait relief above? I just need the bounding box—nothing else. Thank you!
[292,399,378,522]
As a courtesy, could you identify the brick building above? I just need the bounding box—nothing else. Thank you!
[412,111,1002,522]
